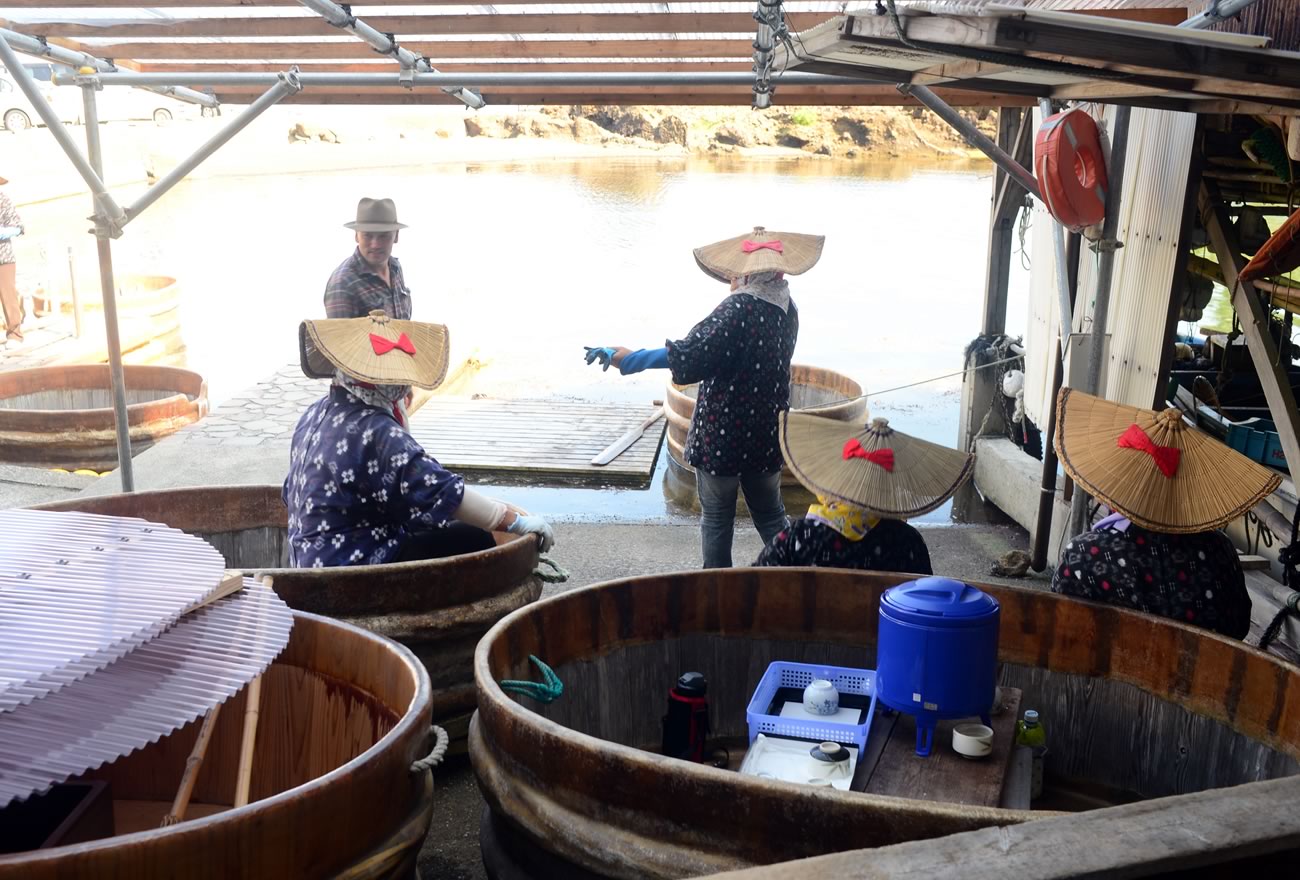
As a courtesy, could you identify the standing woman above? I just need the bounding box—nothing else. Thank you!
[585,226,824,567]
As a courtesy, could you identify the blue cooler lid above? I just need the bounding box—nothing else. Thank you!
[880,577,999,628]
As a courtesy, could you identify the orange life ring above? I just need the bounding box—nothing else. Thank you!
[1034,109,1108,232]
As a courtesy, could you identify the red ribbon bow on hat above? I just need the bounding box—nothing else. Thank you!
[742,239,784,254]
[1116,423,1180,478]
[842,438,895,471]
[370,332,416,356]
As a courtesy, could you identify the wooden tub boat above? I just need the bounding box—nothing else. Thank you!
[665,364,866,490]
[0,610,436,879]
[35,484,543,746]
[471,569,1300,879]
[0,364,207,470]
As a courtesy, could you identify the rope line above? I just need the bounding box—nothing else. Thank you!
[533,556,569,584]
[793,354,1024,413]
[500,655,564,704]
[409,725,450,774]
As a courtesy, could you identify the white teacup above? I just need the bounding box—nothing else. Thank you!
[802,679,839,716]
[952,723,994,759]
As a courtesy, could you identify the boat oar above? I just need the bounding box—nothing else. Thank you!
[233,675,263,807]
[159,704,222,827]
[591,406,665,466]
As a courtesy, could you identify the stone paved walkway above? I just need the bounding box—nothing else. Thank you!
[167,364,326,447]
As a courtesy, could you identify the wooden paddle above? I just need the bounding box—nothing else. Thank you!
[591,407,665,466]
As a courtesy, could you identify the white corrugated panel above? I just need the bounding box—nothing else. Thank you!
[1022,105,1194,423]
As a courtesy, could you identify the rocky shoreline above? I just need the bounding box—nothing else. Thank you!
[461,104,996,161]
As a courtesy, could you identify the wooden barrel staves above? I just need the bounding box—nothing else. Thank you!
[0,611,435,879]
[665,364,866,488]
[0,364,207,471]
[34,485,543,747]
[471,569,1300,879]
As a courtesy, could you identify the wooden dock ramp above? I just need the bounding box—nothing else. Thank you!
[407,398,666,486]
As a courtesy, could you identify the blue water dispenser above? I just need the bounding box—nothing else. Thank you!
[875,577,1001,756]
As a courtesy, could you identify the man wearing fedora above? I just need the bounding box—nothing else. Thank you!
[324,197,412,320]
[0,174,25,345]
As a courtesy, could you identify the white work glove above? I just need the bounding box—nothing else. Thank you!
[507,514,555,553]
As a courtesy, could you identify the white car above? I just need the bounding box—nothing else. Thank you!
[95,86,217,125]
[0,65,81,131]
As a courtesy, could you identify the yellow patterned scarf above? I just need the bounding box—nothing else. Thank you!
[806,496,878,541]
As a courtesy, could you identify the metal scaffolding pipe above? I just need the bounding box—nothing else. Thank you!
[1068,105,1132,540]
[898,84,1044,203]
[0,27,217,108]
[751,0,782,110]
[55,70,870,89]
[1180,0,1267,29]
[0,37,126,230]
[82,84,134,492]
[124,71,303,224]
[295,0,483,108]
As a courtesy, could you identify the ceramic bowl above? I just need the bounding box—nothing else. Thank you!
[952,723,994,759]
[802,679,839,716]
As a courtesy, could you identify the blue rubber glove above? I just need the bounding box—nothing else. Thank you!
[0,226,21,241]
[617,347,669,375]
[508,514,555,553]
[584,346,619,371]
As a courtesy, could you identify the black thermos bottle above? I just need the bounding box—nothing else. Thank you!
[662,671,710,762]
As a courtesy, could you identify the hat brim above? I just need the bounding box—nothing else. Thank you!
[344,220,407,232]
[780,412,974,518]
[300,317,449,390]
[694,230,825,281]
[1054,387,1281,533]
[0,176,8,186]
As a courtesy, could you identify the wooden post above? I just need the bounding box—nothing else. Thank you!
[980,107,1032,336]
[67,246,82,339]
[1200,179,1300,479]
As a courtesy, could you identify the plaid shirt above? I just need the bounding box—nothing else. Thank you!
[0,192,22,266]
[323,248,411,319]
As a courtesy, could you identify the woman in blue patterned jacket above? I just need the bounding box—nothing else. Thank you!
[284,310,554,568]
[585,226,824,568]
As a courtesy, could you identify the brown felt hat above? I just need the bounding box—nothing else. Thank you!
[344,197,406,232]
[693,226,825,282]
[1054,387,1282,533]
[0,175,8,186]
[300,310,448,389]
[780,412,975,518]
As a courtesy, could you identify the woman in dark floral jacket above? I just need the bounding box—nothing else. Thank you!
[585,226,824,567]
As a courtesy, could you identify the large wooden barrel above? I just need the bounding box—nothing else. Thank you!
[665,364,866,489]
[0,364,207,470]
[34,485,543,745]
[471,569,1300,879]
[0,611,436,879]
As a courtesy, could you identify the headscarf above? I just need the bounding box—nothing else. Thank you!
[806,495,879,542]
[733,270,791,312]
[335,370,411,427]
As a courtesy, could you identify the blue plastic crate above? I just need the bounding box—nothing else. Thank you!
[745,661,877,753]
[1225,417,1288,472]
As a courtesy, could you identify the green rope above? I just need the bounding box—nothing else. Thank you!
[500,654,564,703]
[534,556,569,584]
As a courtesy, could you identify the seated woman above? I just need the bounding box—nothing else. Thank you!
[1053,388,1281,639]
[284,310,554,567]
[755,412,975,574]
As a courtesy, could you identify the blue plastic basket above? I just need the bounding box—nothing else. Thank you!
[745,661,877,753]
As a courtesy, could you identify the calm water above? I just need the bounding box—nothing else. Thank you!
[19,155,1030,521]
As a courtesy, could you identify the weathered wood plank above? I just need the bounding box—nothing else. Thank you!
[865,688,1021,809]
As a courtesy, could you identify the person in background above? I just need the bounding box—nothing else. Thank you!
[756,412,974,573]
[1052,388,1282,639]
[324,197,412,319]
[585,226,823,568]
[285,310,553,567]
[0,175,25,345]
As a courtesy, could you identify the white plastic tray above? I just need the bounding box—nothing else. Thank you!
[738,733,859,792]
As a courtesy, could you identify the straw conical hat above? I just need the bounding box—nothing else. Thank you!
[300,310,449,389]
[780,412,975,518]
[1055,387,1281,533]
[693,226,825,281]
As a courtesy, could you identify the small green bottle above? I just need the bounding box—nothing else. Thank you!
[1015,709,1047,800]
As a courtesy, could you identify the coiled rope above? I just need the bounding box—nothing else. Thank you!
[500,654,564,704]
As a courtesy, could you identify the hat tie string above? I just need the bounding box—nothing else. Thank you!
[1117,423,1180,478]
[742,238,783,254]
[842,439,895,471]
[370,332,415,356]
